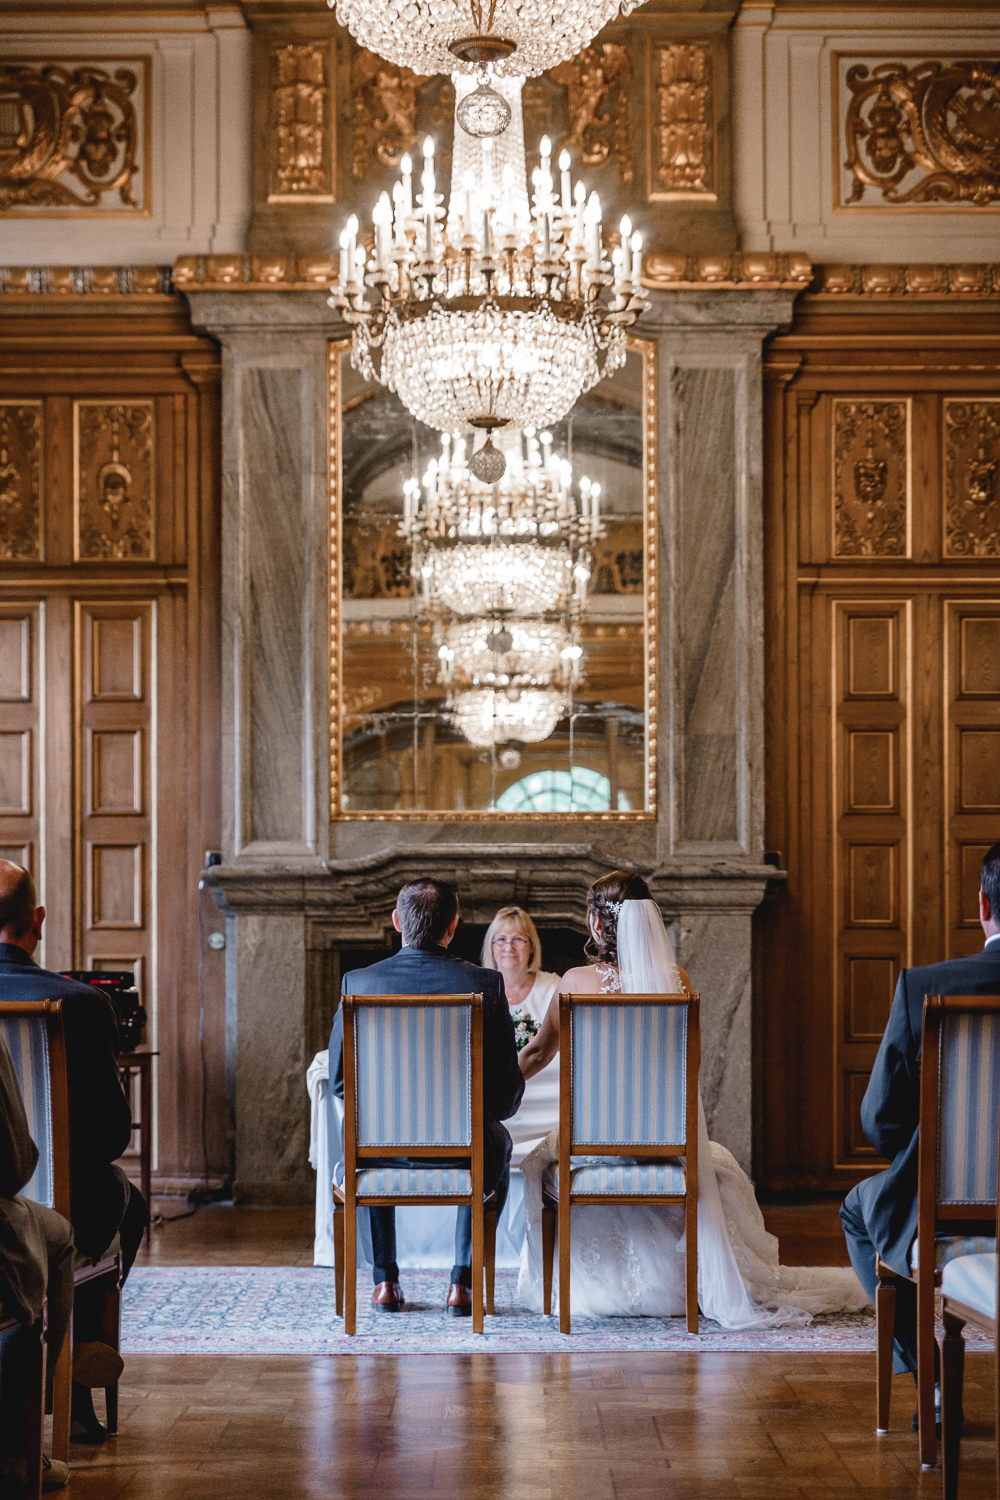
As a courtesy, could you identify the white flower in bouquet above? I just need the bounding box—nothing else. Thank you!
[511,1008,539,1052]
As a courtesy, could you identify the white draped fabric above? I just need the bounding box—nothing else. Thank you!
[505,971,560,1166]
[517,901,867,1325]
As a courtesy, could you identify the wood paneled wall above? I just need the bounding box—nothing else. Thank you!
[0,302,224,1193]
[761,304,1000,1195]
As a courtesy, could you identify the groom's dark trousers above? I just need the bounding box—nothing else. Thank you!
[840,940,1000,1374]
[330,941,524,1286]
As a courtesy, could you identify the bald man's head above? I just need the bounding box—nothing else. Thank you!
[0,860,39,943]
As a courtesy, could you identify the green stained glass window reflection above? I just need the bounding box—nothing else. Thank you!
[495,767,632,813]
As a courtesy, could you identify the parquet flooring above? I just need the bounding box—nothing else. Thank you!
[60,1204,993,1499]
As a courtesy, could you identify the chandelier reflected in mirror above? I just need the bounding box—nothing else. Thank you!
[329,0,642,84]
[330,75,647,458]
[397,425,594,751]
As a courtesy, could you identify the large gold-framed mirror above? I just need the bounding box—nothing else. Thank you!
[328,336,657,821]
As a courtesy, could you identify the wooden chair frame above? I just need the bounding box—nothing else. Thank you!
[874,995,1000,1469]
[939,1109,1000,1500]
[542,991,701,1335]
[0,1000,123,1463]
[334,993,496,1335]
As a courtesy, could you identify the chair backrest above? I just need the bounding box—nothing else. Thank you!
[341,994,483,1166]
[560,992,700,1156]
[919,996,1000,1258]
[0,1001,70,1215]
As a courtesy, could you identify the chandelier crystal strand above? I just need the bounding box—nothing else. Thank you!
[329,79,647,438]
[329,0,643,80]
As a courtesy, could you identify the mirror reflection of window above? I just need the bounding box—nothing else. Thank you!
[337,341,651,818]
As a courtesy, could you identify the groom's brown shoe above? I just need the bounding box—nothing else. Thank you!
[446,1283,472,1317]
[371,1281,404,1311]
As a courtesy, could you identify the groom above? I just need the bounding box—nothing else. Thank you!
[329,878,523,1316]
[840,841,1000,1412]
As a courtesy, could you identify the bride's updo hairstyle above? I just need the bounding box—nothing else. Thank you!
[585,870,651,965]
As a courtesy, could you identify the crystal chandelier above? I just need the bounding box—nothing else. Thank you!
[329,0,641,83]
[450,686,567,749]
[437,618,581,689]
[400,426,603,615]
[330,75,646,456]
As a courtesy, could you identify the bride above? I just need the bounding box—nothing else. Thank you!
[516,870,867,1327]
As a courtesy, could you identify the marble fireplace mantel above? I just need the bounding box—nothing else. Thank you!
[185,280,803,1202]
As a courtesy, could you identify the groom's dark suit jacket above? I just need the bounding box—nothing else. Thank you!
[861,941,1000,1276]
[329,943,524,1195]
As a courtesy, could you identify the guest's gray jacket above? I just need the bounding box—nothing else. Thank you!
[329,943,524,1195]
[861,941,1000,1275]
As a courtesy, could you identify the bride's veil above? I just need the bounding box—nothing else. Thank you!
[615,897,807,1329]
[616,899,682,995]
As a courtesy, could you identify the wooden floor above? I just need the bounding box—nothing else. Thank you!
[60,1204,994,1499]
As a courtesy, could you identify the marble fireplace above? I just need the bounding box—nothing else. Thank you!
[188,281,800,1204]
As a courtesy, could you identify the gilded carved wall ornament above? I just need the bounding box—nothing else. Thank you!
[548,44,633,184]
[833,400,910,557]
[649,41,715,200]
[0,62,144,212]
[843,59,1000,207]
[945,400,1000,557]
[269,43,332,200]
[75,402,154,561]
[350,50,428,182]
[0,403,42,561]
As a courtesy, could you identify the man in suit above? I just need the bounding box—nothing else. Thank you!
[0,860,146,1443]
[330,878,524,1316]
[840,841,1000,1417]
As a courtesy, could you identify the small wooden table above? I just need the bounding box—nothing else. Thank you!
[119,1050,158,1242]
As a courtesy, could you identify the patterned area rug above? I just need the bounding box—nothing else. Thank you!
[120,1266,996,1355]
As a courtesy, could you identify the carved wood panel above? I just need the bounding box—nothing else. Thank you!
[74,402,154,561]
[648,38,717,202]
[944,399,1000,557]
[0,402,42,561]
[268,41,334,202]
[762,314,1000,1193]
[833,399,910,557]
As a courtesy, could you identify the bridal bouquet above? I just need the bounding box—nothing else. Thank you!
[511,1009,539,1052]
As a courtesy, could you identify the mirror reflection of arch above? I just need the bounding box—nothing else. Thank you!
[329,336,657,821]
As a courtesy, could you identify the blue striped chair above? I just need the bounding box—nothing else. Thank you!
[940,1238,998,1500]
[0,1000,124,1463]
[541,991,701,1334]
[335,993,495,1335]
[875,996,1000,1469]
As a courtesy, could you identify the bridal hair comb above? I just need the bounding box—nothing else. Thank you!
[604,899,624,915]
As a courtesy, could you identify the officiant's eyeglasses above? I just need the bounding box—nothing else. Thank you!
[493,935,529,950]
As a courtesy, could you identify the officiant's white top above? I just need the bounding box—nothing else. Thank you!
[506,971,560,1166]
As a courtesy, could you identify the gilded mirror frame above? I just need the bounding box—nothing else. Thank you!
[328,334,658,822]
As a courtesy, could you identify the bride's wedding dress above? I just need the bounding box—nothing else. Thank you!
[518,901,867,1327]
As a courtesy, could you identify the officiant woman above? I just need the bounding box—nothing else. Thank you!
[481,907,560,1164]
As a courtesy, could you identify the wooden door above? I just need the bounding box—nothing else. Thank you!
[0,306,222,1194]
[762,309,1000,1194]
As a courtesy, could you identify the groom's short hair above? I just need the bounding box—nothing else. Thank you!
[396,879,459,946]
[983,844,1000,922]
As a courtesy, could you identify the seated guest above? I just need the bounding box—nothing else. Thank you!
[481,907,560,1164]
[0,1029,74,1493]
[0,861,145,1444]
[840,842,1000,1428]
[330,879,523,1316]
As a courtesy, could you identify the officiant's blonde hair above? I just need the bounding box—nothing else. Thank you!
[481,906,542,974]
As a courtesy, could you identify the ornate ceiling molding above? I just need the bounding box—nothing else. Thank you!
[641,251,813,289]
[809,262,1000,297]
[0,265,172,297]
